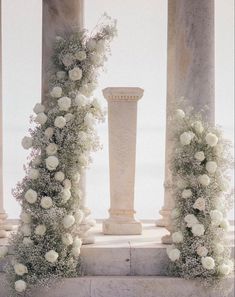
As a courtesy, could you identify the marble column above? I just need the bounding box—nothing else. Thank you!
[158,0,215,243]
[102,87,143,235]
[42,0,95,244]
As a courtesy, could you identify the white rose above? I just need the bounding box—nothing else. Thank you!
[180,132,194,145]
[210,210,223,226]
[58,96,71,111]
[74,93,87,107]
[175,109,185,119]
[196,246,208,257]
[20,212,31,224]
[44,127,54,139]
[54,171,65,182]
[63,215,75,229]
[213,197,225,211]
[35,224,47,236]
[92,98,102,110]
[214,243,224,255]
[218,264,231,275]
[46,156,59,171]
[28,168,39,180]
[15,280,27,293]
[63,179,71,189]
[54,116,66,128]
[14,263,28,276]
[184,214,199,227]
[96,39,105,53]
[220,179,230,192]
[220,219,230,231]
[65,113,74,122]
[46,143,58,156]
[32,155,41,166]
[192,224,205,236]
[90,54,102,66]
[75,50,87,61]
[193,197,206,211]
[79,153,89,167]
[33,103,45,114]
[23,237,33,245]
[62,233,73,246]
[21,224,31,236]
[172,231,183,243]
[61,189,71,203]
[171,208,180,219]
[213,144,223,156]
[198,174,210,187]
[201,257,215,270]
[62,53,74,67]
[74,210,84,224]
[79,84,93,97]
[40,196,53,209]
[182,189,192,199]
[45,250,59,263]
[25,189,37,204]
[56,71,66,80]
[205,133,218,147]
[84,112,95,129]
[21,136,33,150]
[194,151,205,162]
[206,161,217,174]
[87,39,96,51]
[35,112,47,125]
[176,178,187,189]
[73,237,82,248]
[192,121,204,134]
[69,67,82,81]
[168,248,180,262]
[0,246,8,258]
[72,247,81,258]
[72,172,81,183]
[50,86,62,98]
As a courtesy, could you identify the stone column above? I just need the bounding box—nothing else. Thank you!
[102,87,143,235]
[158,0,215,243]
[42,0,95,244]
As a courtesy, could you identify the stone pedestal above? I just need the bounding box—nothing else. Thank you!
[102,87,143,235]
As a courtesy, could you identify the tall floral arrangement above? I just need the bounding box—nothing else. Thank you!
[166,106,234,285]
[5,15,117,295]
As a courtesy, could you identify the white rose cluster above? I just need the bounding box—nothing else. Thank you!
[210,210,223,226]
[191,224,205,236]
[62,233,73,246]
[184,214,198,228]
[196,246,208,257]
[180,131,194,145]
[44,127,54,139]
[75,50,87,61]
[54,171,65,182]
[20,212,32,224]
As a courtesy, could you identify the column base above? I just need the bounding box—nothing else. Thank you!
[156,208,171,227]
[103,218,142,235]
[161,233,172,244]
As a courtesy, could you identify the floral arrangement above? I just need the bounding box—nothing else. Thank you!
[166,106,234,285]
[3,14,117,296]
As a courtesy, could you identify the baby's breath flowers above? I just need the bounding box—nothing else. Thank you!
[167,106,233,286]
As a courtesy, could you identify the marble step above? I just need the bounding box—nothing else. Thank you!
[0,274,234,297]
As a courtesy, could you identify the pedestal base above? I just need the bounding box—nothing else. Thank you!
[103,219,142,235]
[156,209,171,227]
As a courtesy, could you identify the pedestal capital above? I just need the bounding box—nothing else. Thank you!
[102,87,144,102]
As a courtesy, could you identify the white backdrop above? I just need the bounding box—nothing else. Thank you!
[2,0,234,219]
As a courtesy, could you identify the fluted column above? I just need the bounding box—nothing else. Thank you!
[103,87,143,235]
[158,0,215,243]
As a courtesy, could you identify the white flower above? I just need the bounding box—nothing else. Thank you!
[90,54,102,66]
[69,67,82,81]
[214,144,223,156]
[74,210,84,224]
[79,153,89,167]
[192,121,204,134]
[62,233,73,246]
[58,96,71,111]
[28,168,39,180]
[72,247,81,258]
[74,93,87,107]
[46,143,58,156]
[61,189,71,203]
[180,131,194,145]
[20,212,31,224]
[72,172,81,183]
[79,84,93,97]
[171,208,180,219]
[25,189,37,204]
[172,231,183,243]
[193,197,206,211]
[220,178,230,192]
[92,98,102,110]
[45,250,59,263]
[62,53,74,67]
[210,210,223,226]
[73,237,82,248]
[205,132,218,147]
[15,280,27,293]
[33,103,45,114]
[168,248,181,262]
[63,179,72,189]
[32,155,41,166]
[220,219,230,231]
[0,246,8,258]
[198,174,210,187]
[50,86,62,98]
[35,224,47,236]
[87,39,96,51]
[201,257,215,270]
[21,136,33,150]
[84,112,95,129]
[206,161,217,174]
[194,151,205,162]
[175,109,185,119]
[35,112,47,125]
[218,264,231,275]
[182,189,192,199]
[56,71,66,80]
[46,156,59,171]
[40,196,53,209]
[63,215,75,229]
[14,263,28,276]
[96,39,105,53]
[191,224,205,236]
[196,246,208,257]
[21,224,31,236]
[75,50,87,61]
[54,116,66,128]
[54,171,65,182]
[184,214,199,227]
[176,178,187,189]
[65,113,74,122]
[214,243,224,255]
[44,127,54,139]
[23,237,33,245]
